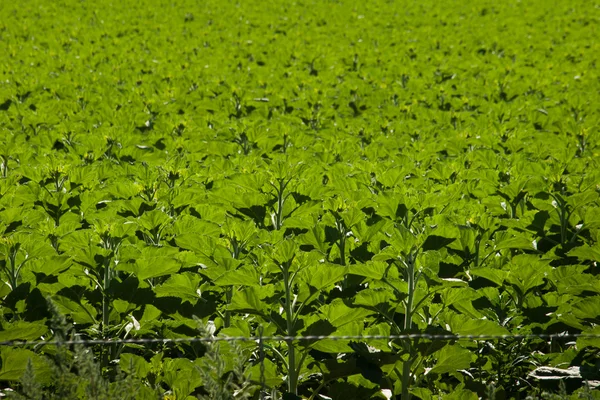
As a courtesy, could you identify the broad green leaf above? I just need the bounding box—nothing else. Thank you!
[0,321,48,341]
[300,224,329,254]
[311,321,364,353]
[428,345,472,375]
[0,348,51,383]
[230,286,270,314]
[298,264,347,292]
[136,209,172,231]
[506,255,551,294]
[572,296,600,320]
[155,272,202,302]
[495,235,537,251]
[272,238,297,264]
[568,244,600,263]
[213,265,260,286]
[443,312,510,336]
[140,304,162,323]
[162,358,202,399]
[120,353,151,378]
[120,247,181,280]
[248,358,282,387]
[175,231,222,254]
[410,388,434,400]
[112,299,136,314]
[354,289,395,312]
[469,268,508,286]
[30,255,72,277]
[53,295,97,325]
[441,287,483,319]
[422,235,455,251]
[577,326,600,350]
[319,299,375,327]
[443,389,479,400]
[348,261,388,280]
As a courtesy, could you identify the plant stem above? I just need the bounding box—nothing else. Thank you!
[282,260,298,395]
[224,287,232,328]
[102,256,111,368]
[404,256,415,332]
[402,358,412,400]
[401,253,417,400]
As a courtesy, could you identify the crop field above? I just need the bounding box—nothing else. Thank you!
[1,0,600,398]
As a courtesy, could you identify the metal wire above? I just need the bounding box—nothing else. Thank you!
[0,332,598,347]
[1,332,598,396]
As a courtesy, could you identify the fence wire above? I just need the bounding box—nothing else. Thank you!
[1,332,599,347]
[1,331,599,398]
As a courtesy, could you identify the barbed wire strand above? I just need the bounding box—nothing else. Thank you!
[1,333,599,348]
[1,332,598,395]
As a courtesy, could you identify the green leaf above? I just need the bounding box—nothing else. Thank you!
[112,299,136,314]
[444,312,510,336]
[0,348,51,383]
[30,255,72,277]
[120,353,151,378]
[300,224,329,254]
[469,268,508,286]
[249,358,282,387]
[568,244,600,263]
[506,255,551,294]
[348,261,387,280]
[0,321,48,341]
[386,225,418,254]
[155,272,202,302]
[422,235,455,251]
[577,326,600,350]
[495,235,537,251]
[443,389,479,400]
[213,265,260,286]
[441,288,483,319]
[162,358,202,399]
[53,295,97,325]
[428,345,472,375]
[299,264,347,292]
[572,296,600,320]
[136,209,172,232]
[120,247,181,280]
[319,299,375,327]
[230,286,271,314]
[354,289,395,313]
[410,388,434,400]
[273,238,297,264]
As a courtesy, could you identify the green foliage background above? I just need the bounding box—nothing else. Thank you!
[0,0,599,398]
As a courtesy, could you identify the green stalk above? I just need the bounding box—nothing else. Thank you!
[282,261,298,395]
[402,359,412,400]
[225,237,241,328]
[338,234,346,267]
[334,217,348,289]
[404,256,415,332]
[551,194,570,246]
[560,208,569,245]
[101,256,111,368]
[224,287,232,328]
[7,245,18,290]
[271,178,290,230]
[276,181,285,230]
[0,155,7,177]
[401,253,417,400]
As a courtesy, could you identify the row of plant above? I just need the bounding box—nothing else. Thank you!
[1,0,599,398]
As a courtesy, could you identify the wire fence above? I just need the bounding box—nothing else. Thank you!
[2,332,599,399]
[1,332,599,347]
